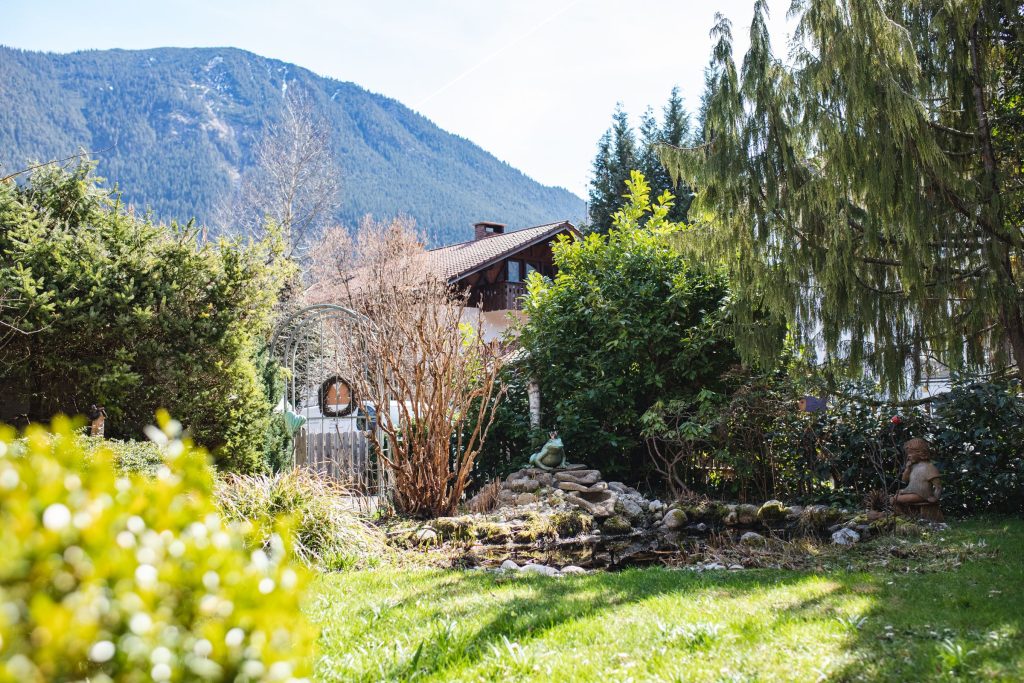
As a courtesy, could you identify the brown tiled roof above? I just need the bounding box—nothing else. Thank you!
[426,221,579,282]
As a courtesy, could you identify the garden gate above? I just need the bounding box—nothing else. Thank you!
[271,304,389,500]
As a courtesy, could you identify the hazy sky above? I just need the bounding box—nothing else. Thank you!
[1,1,791,198]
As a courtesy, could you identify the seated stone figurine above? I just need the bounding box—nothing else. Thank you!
[893,438,943,521]
[528,432,566,471]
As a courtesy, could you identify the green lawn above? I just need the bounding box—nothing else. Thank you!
[309,518,1024,682]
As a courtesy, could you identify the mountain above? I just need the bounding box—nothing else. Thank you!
[0,46,584,245]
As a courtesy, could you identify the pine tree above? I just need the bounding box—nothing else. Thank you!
[587,104,637,233]
[660,0,1024,391]
[658,87,693,222]
[588,92,696,231]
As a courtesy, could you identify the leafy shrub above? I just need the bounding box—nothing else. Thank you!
[520,172,737,480]
[930,380,1024,514]
[642,371,1024,515]
[79,436,165,475]
[0,417,315,681]
[215,470,392,571]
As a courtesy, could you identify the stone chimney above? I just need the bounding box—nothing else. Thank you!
[474,221,506,240]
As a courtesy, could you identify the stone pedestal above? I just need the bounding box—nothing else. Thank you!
[894,501,944,522]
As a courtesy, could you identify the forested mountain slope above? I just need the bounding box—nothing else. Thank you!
[0,46,583,244]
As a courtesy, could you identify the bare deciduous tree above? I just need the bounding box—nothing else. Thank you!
[220,91,341,259]
[306,216,505,517]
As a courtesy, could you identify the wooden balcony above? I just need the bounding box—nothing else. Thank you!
[479,281,527,312]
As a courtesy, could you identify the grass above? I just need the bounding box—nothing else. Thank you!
[309,518,1024,682]
[215,470,396,571]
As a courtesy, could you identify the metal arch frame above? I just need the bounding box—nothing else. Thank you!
[269,304,382,490]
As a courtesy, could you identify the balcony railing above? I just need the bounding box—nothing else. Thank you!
[479,281,527,312]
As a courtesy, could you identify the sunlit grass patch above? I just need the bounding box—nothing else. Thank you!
[310,518,1024,682]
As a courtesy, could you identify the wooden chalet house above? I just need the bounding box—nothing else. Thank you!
[426,220,580,342]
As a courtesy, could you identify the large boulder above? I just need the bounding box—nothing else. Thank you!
[736,504,759,525]
[832,528,861,545]
[802,505,844,530]
[614,493,647,521]
[601,515,633,535]
[739,531,767,547]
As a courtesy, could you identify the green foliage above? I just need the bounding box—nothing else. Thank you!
[930,380,1024,515]
[587,91,694,233]
[660,0,1024,388]
[642,369,1024,514]
[0,163,289,471]
[79,436,165,476]
[0,46,583,246]
[520,172,736,479]
[0,416,314,682]
[472,362,545,484]
[215,470,393,571]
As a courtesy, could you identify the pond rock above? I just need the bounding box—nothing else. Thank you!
[832,528,861,545]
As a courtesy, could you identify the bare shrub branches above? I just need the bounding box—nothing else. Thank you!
[307,216,505,517]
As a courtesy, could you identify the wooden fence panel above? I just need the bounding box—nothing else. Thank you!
[294,428,378,494]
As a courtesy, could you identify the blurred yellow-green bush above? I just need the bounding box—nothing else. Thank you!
[0,415,315,682]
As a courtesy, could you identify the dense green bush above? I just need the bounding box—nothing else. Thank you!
[470,362,545,485]
[79,436,165,475]
[0,163,290,471]
[643,372,1023,515]
[519,172,737,480]
[0,416,315,682]
[930,381,1024,515]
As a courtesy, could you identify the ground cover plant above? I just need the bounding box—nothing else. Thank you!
[311,518,1023,682]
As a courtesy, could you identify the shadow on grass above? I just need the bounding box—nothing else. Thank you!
[320,517,1024,682]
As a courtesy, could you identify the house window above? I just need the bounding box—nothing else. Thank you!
[319,376,356,417]
[507,260,522,283]
[525,262,537,277]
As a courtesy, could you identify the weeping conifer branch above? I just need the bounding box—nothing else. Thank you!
[659,0,1024,393]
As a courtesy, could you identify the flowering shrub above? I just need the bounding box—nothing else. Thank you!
[0,415,315,682]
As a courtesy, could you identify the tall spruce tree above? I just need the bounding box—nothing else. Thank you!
[660,0,1024,390]
[658,87,694,223]
[588,92,695,231]
[587,105,638,233]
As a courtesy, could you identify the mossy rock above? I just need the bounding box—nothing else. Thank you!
[757,500,788,523]
[549,510,594,538]
[736,504,759,525]
[474,522,512,544]
[601,515,632,535]
[431,516,476,542]
[800,505,844,530]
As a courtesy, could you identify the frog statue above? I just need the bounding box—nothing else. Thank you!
[528,432,566,471]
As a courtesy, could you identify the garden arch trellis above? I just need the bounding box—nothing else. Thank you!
[270,303,388,498]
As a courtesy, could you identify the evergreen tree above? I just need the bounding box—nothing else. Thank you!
[588,92,695,231]
[660,0,1024,391]
[658,87,693,222]
[587,104,637,233]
